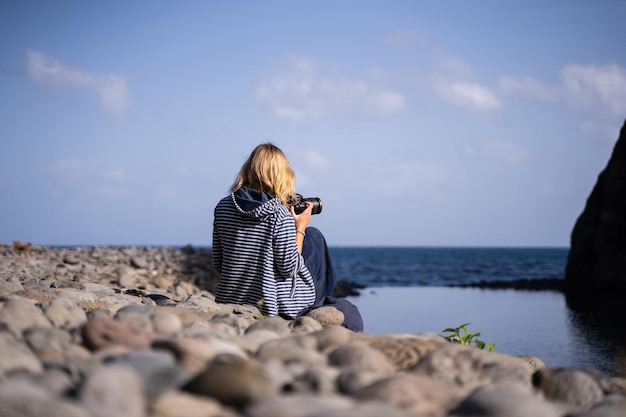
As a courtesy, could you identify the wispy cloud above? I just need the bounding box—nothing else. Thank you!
[500,63,626,143]
[434,80,501,112]
[561,63,626,117]
[500,63,626,118]
[25,49,130,115]
[428,55,501,113]
[256,56,406,122]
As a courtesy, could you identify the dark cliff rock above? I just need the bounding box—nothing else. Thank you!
[565,119,626,294]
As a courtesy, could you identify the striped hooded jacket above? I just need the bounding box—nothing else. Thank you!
[212,187,316,318]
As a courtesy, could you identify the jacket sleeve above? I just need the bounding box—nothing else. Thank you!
[272,210,313,297]
[212,208,223,274]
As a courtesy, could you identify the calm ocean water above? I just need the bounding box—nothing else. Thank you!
[329,246,568,287]
[329,247,625,377]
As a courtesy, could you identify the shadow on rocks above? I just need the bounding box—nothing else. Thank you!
[180,245,220,294]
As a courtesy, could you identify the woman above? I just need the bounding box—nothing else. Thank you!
[212,143,341,322]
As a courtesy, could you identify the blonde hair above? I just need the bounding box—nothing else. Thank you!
[231,143,296,206]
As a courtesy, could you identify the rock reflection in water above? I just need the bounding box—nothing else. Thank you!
[565,292,626,377]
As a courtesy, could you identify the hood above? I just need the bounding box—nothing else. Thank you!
[231,187,284,220]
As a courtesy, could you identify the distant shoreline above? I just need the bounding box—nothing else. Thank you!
[447,277,565,292]
[13,243,570,250]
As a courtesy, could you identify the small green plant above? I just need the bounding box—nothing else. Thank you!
[441,323,495,351]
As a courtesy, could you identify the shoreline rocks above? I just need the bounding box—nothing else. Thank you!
[448,278,565,291]
[1,244,624,417]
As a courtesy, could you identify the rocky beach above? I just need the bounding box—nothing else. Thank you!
[0,243,625,417]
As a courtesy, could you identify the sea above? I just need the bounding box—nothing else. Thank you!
[328,247,625,377]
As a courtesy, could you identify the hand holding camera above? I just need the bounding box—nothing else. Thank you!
[292,194,323,215]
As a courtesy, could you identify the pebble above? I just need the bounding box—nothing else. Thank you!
[80,365,146,417]
[0,243,624,417]
[533,368,612,414]
[328,342,396,373]
[45,297,88,329]
[352,373,457,416]
[81,316,155,350]
[409,344,533,392]
[0,330,43,376]
[449,384,561,417]
[0,297,52,337]
[152,391,228,417]
[304,306,344,327]
[0,379,86,417]
[183,354,277,407]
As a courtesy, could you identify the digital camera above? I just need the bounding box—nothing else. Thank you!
[292,194,323,215]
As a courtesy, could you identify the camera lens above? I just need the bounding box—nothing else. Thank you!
[306,198,322,215]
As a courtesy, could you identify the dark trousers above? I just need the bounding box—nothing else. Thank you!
[301,227,363,332]
[302,227,336,306]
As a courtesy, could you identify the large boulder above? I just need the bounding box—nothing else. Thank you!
[565,119,626,294]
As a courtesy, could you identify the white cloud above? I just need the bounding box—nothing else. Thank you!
[428,55,501,113]
[435,81,501,112]
[464,141,529,165]
[561,63,626,117]
[256,56,406,122]
[25,49,130,115]
[500,63,626,120]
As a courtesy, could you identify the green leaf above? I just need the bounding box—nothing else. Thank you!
[487,343,496,352]
[474,340,485,349]
[442,328,457,333]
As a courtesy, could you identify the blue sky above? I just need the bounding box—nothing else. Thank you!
[1,1,625,247]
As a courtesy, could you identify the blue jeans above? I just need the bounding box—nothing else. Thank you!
[302,227,336,306]
[301,227,364,332]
